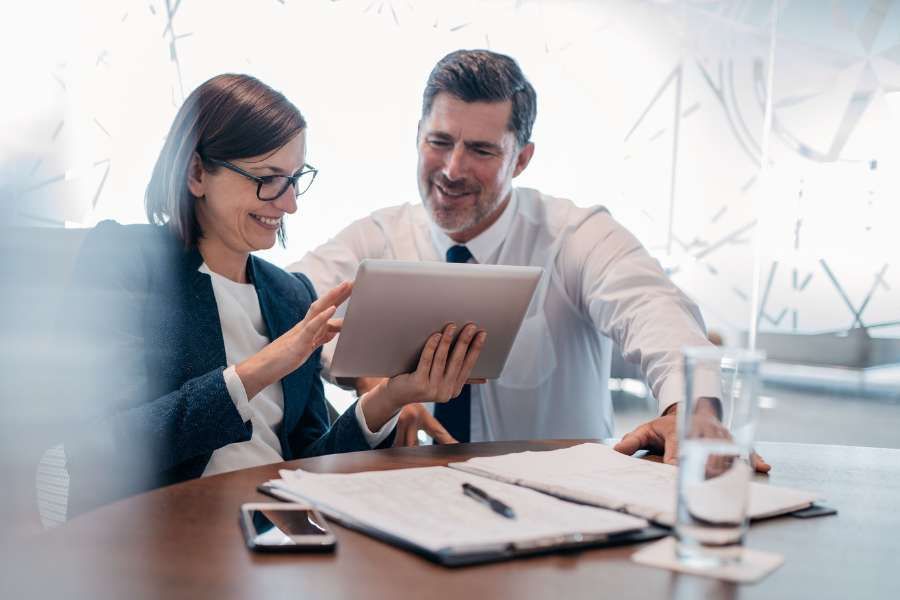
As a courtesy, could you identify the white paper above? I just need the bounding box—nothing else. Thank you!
[450,443,820,525]
[267,465,648,554]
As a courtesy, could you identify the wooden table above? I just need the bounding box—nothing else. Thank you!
[9,440,900,599]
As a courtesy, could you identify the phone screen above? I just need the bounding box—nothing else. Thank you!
[245,507,332,548]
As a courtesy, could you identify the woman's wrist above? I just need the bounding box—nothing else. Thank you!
[235,348,292,400]
[358,380,404,432]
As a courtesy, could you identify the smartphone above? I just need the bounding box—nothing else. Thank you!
[239,502,337,552]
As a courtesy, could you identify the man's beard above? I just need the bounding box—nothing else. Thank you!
[428,197,500,235]
[424,177,494,234]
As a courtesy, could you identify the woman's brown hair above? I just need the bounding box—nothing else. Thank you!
[145,74,306,247]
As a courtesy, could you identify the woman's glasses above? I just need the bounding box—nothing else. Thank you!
[203,156,318,201]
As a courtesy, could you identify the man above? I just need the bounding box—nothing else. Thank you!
[289,49,769,471]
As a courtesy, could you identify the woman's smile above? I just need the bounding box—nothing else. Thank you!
[249,213,282,230]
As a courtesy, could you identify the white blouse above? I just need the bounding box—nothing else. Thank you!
[201,263,396,477]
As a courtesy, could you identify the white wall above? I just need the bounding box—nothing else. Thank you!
[3,0,899,340]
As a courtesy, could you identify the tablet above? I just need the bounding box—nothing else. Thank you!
[330,259,543,379]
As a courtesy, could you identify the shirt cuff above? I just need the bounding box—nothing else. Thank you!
[655,367,723,416]
[354,399,400,448]
[223,365,253,423]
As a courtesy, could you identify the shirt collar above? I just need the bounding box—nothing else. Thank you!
[428,188,519,264]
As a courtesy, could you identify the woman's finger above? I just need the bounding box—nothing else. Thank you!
[413,333,441,377]
[428,324,456,383]
[326,318,343,334]
[444,323,478,382]
[453,330,486,392]
[297,305,336,346]
[314,327,341,348]
[306,281,352,320]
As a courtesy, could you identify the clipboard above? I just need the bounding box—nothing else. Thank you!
[256,481,668,567]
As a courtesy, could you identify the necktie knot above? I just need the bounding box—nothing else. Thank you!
[446,245,473,264]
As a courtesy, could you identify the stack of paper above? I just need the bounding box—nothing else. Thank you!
[262,443,820,565]
[449,443,819,525]
[266,465,649,560]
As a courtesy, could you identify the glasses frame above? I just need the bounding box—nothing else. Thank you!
[203,156,318,201]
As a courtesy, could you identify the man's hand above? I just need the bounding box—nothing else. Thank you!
[613,404,771,473]
[393,403,457,446]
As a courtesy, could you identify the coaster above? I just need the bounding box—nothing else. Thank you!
[631,538,784,584]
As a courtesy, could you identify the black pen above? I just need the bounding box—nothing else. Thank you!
[461,483,516,519]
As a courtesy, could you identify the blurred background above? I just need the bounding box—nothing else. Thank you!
[1,0,898,541]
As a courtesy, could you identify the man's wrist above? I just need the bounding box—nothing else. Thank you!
[696,396,723,420]
[663,398,721,419]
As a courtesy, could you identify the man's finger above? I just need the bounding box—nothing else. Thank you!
[662,433,679,465]
[392,422,407,447]
[422,411,457,444]
[613,429,648,455]
[404,422,418,447]
[392,421,416,447]
[751,451,771,473]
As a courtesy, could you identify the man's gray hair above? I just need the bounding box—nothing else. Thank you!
[422,49,537,148]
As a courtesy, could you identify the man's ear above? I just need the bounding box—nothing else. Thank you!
[512,142,535,178]
[186,152,205,198]
[415,119,423,148]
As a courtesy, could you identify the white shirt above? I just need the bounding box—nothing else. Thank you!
[201,263,395,477]
[288,188,715,441]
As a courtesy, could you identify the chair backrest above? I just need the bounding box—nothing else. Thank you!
[0,227,87,535]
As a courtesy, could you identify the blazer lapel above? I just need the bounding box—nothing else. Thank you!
[176,247,226,380]
[248,257,306,433]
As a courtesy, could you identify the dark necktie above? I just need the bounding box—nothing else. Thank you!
[433,245,472,443]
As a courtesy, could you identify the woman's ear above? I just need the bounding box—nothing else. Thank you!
[186,152,205,198]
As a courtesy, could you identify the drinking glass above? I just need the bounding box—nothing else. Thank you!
[674,346,765,568]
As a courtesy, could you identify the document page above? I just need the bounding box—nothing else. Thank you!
[450,443,819,525]
[268,465,647,554]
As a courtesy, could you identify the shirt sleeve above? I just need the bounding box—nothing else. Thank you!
[285,215,390,383]
[354,398,401,447]
[557,210,718,415]
[223,365,253,423]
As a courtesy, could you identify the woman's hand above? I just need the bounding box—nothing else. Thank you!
[387,323,486,405]
[359,323,487,432]
[235,281,351,400]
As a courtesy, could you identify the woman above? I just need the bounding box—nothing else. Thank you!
[57,74,485,517]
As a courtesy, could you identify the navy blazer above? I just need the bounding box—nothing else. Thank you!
[59,221,375,516]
